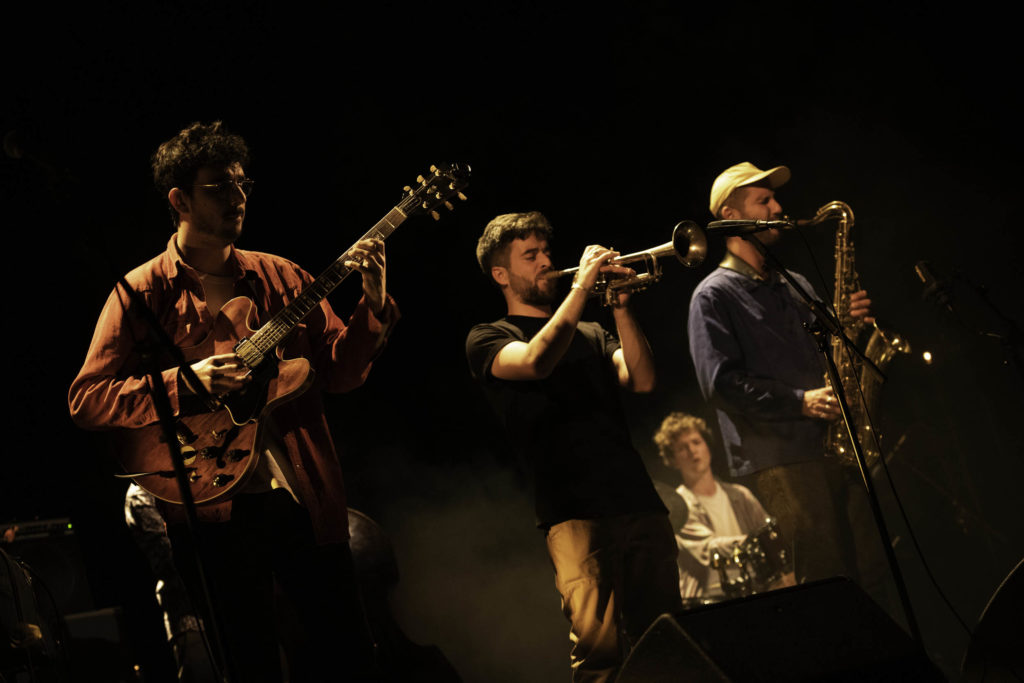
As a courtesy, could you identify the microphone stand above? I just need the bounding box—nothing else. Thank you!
[115,276,235,683]
[919,263,1024,398]
[740,233,924,646]
[8,132,234,679]
[972,284,1024,393]
[707,220,885,378]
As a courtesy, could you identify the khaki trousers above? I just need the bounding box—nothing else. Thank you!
[545,512,682,683]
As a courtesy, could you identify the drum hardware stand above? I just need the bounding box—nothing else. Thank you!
[742,235,924,647]
[116,275,234,683]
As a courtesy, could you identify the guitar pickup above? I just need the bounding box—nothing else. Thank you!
[233,338,264,368]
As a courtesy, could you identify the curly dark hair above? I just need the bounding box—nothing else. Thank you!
[652,412,713,468]
[475,211,553,283]
[151,121,250,225]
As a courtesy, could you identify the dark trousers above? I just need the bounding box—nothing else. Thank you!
[167,490,377,682]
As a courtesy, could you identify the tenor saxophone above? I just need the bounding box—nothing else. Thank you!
[802,201,911,468]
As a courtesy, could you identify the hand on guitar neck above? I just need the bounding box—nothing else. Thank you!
[106,163,468,505]
[181,238,387,400]
[343,238,387,316]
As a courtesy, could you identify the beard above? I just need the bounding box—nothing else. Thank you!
[195,215,243,243]
[754,227,783,246]
[735,208,783,246]
[509,271,558,306]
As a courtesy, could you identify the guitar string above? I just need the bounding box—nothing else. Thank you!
[246,213,405,356]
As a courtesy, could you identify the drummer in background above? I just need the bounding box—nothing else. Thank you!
[653,412,796,600]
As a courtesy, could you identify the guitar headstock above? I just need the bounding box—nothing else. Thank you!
[400,163,471,220]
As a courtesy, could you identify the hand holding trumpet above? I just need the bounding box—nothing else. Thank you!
[572,245,638,303]
[546,221,708,306]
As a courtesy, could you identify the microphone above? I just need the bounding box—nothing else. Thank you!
[914,261,953,312]
[704,219,795,236]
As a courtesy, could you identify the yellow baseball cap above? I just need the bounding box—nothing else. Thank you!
[709,162,791,216]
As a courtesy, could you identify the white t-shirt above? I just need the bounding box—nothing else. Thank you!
[695,482,743,595]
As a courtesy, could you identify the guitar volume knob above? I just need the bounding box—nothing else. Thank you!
[226,449,248,462]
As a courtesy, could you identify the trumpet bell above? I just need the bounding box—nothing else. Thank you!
[672,220,707,268]
[543,219,708,305]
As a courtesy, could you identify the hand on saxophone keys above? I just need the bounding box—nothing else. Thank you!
[848,289,875,324]
[802,386,842,421]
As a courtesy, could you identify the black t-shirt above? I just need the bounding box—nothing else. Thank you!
[465,315,666,528]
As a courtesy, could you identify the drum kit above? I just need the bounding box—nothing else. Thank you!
[715,516,793,599]
[681,517,793,609]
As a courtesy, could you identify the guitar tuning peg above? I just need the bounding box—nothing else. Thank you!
[403,185,411,192]
[434,191,442,200]
[430,210,440,220]
[458,192,468,201]
[444,201,454,210]
[416,175,425,184]
[429,164,438,173]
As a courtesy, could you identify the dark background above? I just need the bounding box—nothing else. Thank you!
[3,2,1022,681]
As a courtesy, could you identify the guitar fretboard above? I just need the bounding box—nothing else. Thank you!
[247,206,406,356]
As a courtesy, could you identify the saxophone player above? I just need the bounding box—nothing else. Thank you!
[686,162,888,602]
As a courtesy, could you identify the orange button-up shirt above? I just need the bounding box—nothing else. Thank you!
[69,235,399,543]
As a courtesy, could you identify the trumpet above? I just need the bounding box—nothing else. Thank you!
[546,220,707,306]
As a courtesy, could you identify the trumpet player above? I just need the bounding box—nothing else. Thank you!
[687,162,886,597]
[465,212,681,683]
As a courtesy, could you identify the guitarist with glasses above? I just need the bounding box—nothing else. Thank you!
[69,121,398,681]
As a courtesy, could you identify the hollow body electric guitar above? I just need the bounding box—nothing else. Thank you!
[117,164,470,505]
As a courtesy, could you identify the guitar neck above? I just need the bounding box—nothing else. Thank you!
[247,206,406,355]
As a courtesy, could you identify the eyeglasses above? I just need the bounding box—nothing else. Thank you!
[192,178,255,198]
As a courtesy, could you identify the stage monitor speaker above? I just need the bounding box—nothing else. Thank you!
[618,577,944,682]
[961,558,1024,682]
[4,518,94,616]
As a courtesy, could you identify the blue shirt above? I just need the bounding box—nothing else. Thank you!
[687,254,828,476]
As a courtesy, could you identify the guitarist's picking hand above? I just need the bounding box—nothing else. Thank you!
[345,238,387,316]
[186,353,252,396]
